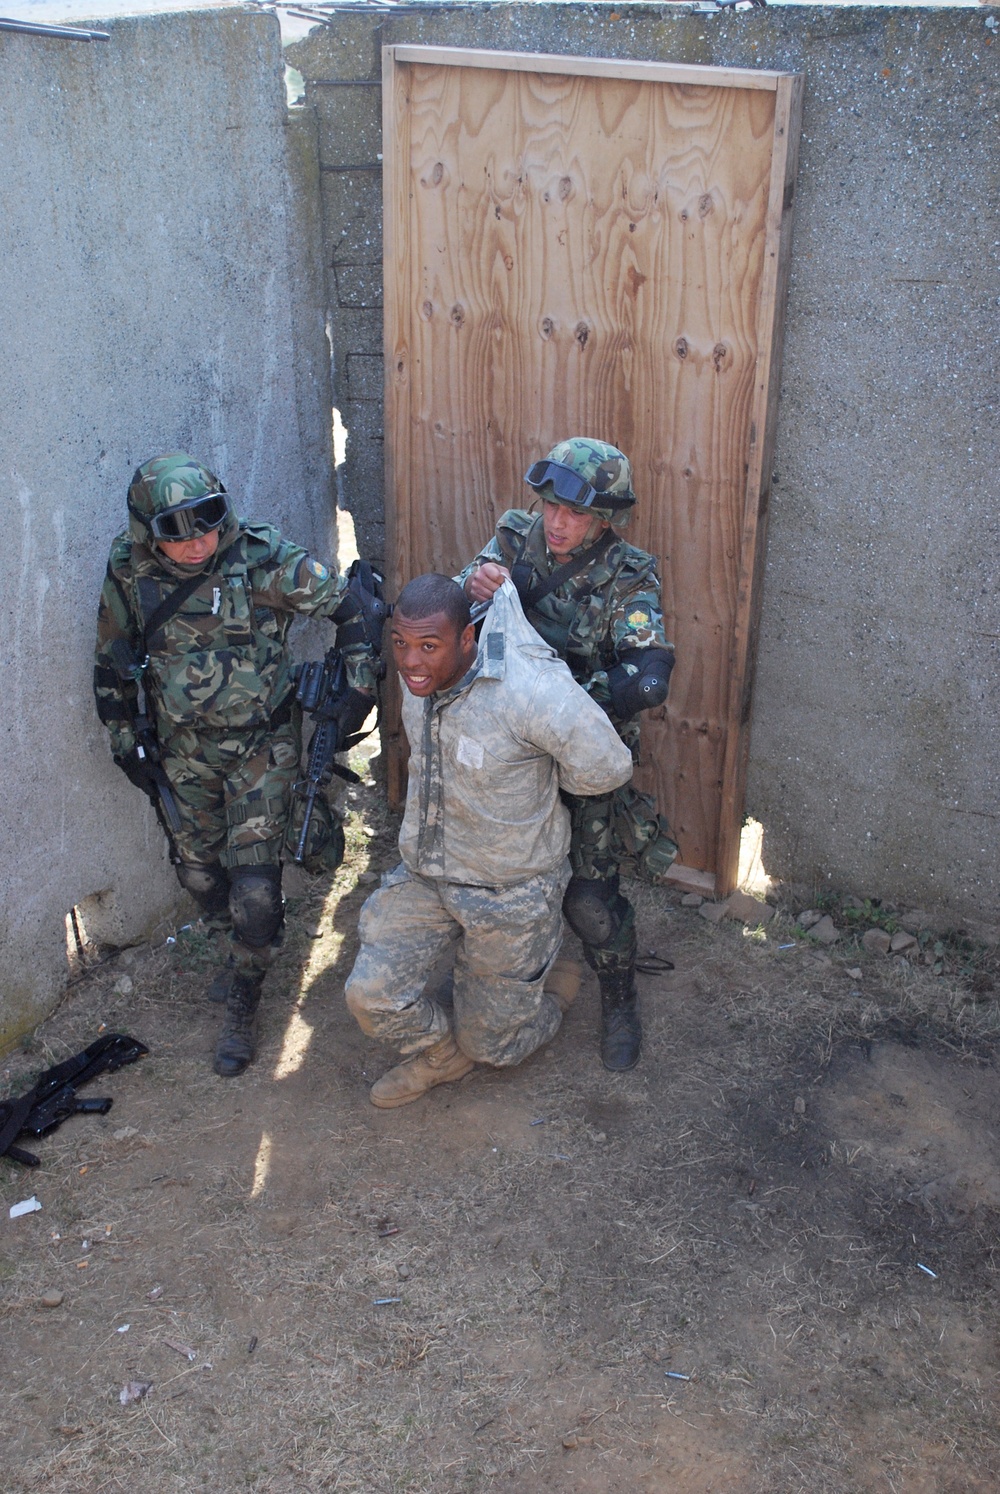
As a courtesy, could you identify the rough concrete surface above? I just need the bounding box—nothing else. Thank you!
[0,7,336,1045]
[287,5,999,927]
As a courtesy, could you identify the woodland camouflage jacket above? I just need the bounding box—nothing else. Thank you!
[456,509,671,743]
[94,522,378,755]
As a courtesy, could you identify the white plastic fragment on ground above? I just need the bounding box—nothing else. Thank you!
[119,1380,153,1405]
[9,1196,42,1219]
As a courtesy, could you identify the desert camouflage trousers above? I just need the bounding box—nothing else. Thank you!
[345,860,571,1067]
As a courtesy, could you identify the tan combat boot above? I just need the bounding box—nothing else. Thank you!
[369,1035,475,1109]
[545,957,583,1012]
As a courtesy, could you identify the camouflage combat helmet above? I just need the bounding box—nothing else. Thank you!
[284,794,346,876]
[127,452,232,544]
[524,437,636,521]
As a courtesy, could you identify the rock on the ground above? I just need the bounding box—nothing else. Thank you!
[809,915,840,945]
[900,908,941,936]
[680,892,703,908]
[722,891,775,925]
[846,967,863,980]
[890,930,919,955]
[699,901,728,924]
[798,909,823,929]
[40,1290,64,1309]
[862,928,892,956]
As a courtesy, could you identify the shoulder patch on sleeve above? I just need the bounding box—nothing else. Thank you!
[305,557,329,581]
[626,605,651,629]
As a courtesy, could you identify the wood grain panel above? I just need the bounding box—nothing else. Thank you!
[384,48,801,881]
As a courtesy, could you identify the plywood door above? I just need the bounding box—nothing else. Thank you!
[383,47,802,895]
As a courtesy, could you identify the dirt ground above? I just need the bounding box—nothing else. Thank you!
[3,767,1000,1493]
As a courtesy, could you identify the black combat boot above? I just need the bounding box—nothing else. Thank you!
[599,966,642,1071]
[213,972,262,1078]
[206,955,236,1004]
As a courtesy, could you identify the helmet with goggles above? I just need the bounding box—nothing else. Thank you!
[127,452,231,544]
[524,437,636,520]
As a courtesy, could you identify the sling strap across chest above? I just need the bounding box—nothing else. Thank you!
[136,541,239,657]
[510,526,615,613]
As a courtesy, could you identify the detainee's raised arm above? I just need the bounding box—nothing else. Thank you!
[521,664,635,798]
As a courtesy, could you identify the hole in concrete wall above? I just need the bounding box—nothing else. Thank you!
[65,890,121,982]
[738,818,772,897]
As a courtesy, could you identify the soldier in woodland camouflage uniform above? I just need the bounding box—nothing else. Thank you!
[94,453,379,1077]
[345,574,633,1109]
[458,438,676,1072]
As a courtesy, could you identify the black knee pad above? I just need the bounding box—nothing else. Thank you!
[175,860,230,918]
[563,875,624,948]
[229,865,284,949]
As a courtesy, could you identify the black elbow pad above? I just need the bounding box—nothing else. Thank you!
[607,647,674,719]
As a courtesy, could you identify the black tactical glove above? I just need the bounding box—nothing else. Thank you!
[114,748,159,802]
[336,686,376,745]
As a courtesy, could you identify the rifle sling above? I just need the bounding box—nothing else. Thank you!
[514,527,615,613]
[140,541,239,655]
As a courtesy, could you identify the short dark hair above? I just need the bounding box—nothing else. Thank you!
[395,573,471,633]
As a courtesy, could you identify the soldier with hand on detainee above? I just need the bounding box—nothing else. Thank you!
[458,438,676,1073]
[94,453,382,1078]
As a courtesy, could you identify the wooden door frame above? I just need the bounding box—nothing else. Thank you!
[382,45,803,898]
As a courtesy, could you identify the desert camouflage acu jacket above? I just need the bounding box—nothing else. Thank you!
[457,510,671,737]
[94,522,377,754]
[398,581,634,887]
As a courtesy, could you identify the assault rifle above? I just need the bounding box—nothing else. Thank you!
[109,638,182,836]
[0,1033,149,1168]
[289,559,388,865]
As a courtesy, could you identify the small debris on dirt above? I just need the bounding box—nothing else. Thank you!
[247,1336,258,1354]
[890,930,918,956]
[680,892,703,907]
[793,1096,807,1116]
[799,909,823,929]
[116,1324,130,1334]
[164,1339,196,1360]
[863,928,893,955]
[113,975,134,996]
[112,1125,139,1142]
[846,966,863,980]
[917,1263,938,1279]
[397,1264,410,1279]
[9,1197,42,1219]
[119,1380,153,1406]
[39,1290,64,1309]
[147,1285,164,1300]
[562,1432,579,1450]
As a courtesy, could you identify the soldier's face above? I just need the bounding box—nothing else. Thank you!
[542,499,609,559]
[391,611,477,697]
[156,528,221,567]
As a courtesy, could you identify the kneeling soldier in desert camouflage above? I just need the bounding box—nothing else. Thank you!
[344,573,634,1108]
[94,453,380,1077]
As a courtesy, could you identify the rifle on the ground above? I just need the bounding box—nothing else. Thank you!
[109,639,182,837]
[0,1033,149,1168]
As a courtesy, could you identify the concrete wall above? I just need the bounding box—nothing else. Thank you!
[288,5,999,930]
[0,7,335,1046]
